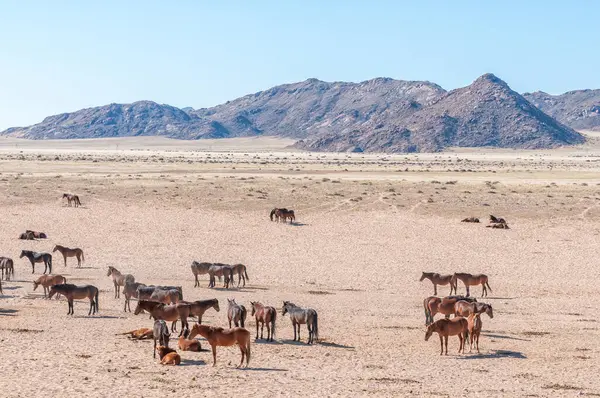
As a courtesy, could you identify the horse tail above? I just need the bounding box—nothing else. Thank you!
[271,311,277,339]
[269,208,276,221]
[240,306,247,328]
[246,336,251,366]
[485,281,492,293]
[244,265,249,281]
[95,287,99,312]
[313,311,319,341]
[81,251,85,263]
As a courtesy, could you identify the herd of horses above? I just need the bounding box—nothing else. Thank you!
[420,271,494,354]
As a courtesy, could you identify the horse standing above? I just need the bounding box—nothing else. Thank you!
[107,266,135,298]
[467,313,483,353]
[231,263,250,287]
[0,257,15,281]
[282,301,318,344]
[20,250,52,274]
[152,320,170,359]
[423,295,476,325]
[188,324,251,368]
[227,298,247,328]
[208,264,234,289]
[454,301,494,319]
[451,273,492,297]
[419,272,456,295]
[122,282,146,312]
[53,245,85,267]
[134,300,190,336]
[275,209,295,224]
[48,284,98,316]
[250,301,276,341]
[191,261,212,288]
[63,193,82,207]
[33,274,67,298]
[181,298,220,324]
[425,317,469,355]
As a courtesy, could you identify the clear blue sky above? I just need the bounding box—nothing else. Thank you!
[1,1,598,129]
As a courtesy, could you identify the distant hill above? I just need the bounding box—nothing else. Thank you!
[523,90,600,131]
[0,74,587,152]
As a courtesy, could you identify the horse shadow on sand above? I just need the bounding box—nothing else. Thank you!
[180,359,207,367]
[278,339,355,350]
[0,308,18,316]
[288,222,309,227]
[457,350,526,360]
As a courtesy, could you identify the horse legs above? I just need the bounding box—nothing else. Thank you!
[68,299,74,315]
[63,255,67,267]
[266,322,271,341]
[433,284,438,296]
[439,334,443,355]
[77,255,81,267]
[88,298,93,316]
[465,285,470,297]
[476,332,480,353]
[297,323,301,342]
[211,344,217,367]
[229,318,232,329]
[260,321,265,339]
[458,334,463,353]
[238,345,245,368]
[292,321,297,341]
[171,321,178,333]
[194,274,199,288]
[255,320,259,340]
[307,324,313,344]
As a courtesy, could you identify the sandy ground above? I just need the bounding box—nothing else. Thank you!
[1,137,600,397]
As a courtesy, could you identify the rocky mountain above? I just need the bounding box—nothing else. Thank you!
[0,74,588,152]
[523,90,600,131]
[297,74,584,153]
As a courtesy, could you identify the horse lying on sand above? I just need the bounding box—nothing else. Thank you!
[178,329,204,352]
[425,317,469,355]
[116,328,154,340]
[487,223,510,229]
[189,324,251,368]
[157,346,181,365]
[461,217,480,223]
[48,284,98,316]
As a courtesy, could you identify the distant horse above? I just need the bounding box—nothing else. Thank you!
[250,301,276,341]
[19,231,36,240]
[461,217,480,223]
[53,245,84,267]
[486,223,510,229]
[181,298,220,324]
[425,317,469,355]
[423,295,477,325]
[454,301,494,319]
[152,320,170,359]
[275,209,295,224]
[451,273,492,297]
[116,328,153,340]
[20,250,52,274]
[122,282,146,312]
[489,215,507,224]
[48,284,98,316]
[231,263,250,287]
[0,257,15,281]
[136,285,182,301]
[134,300,190,336]
[107,266,135,298]
[227,298,247,328]
[419,272,456,296]
[282,301,318,344]
[150,288,181,304]
[33,274,67,298]
[191,261,212,287]
[188,324,251,368]
[467,313,483,353]
[269,208,288,221]
[208,264,234,289]
[63,193,82,207]
[26,230,47,239]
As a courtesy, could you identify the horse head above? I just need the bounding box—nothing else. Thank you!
[19,250,27,258]
[424,324,435,341]
[485,304,494,319]
[106,266,114,277]
[52,245,59,252]
[32,281,40,291]
[419,272,427,281]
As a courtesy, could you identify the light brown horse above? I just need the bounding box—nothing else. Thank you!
[53,245,84,267]
[63,193,82,207]
[425,317,469,355]
[454,301,494,319]
[107,266,135,299]
[178,329,203,352]
[116,328,154,340]
[33,274,67,298]
[188,324,251,368]
[180,298,220,324]
[157,346,181,365]
[48,284,99,316]
[134,300,190,336]
[250,301,276,342]
[0,257,14,281]
[467,313,483,353]
[420,272,457,296]
[423,295,476,325]
[451,273,492,297]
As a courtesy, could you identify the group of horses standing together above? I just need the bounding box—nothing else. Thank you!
[420,272,495,355]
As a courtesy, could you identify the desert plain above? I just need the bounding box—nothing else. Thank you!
[1,135,600,397]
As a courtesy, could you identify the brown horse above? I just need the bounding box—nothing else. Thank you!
[188,324,251,368]
[181,298,220,324]
[116,328,154,340]
[19,231,36,240]
[107,266,135,298]
[486,223,510,229]
[134,300,190,336]
[53,245,84,267]
[33,274,67,298]
[0,257,14,281]
[250,301,276,342]
[420,272,456,296]
[423,295,477,325]
[48,284,99,316]
[227,298,247,328]
[451,273,492,297]
[178,329,203,352]
[63,193,82,207]
[157,346,181,365]
[461,217,480,223]
[231,263,250,287]
[26,230,47,239]
[191,261,212,288]
[425,317,469,355]
[275,209,295,224]
[122,282,146,312]
[208,264,234,289]
[454,301,494,319]
[489,215,507,224]
[467,313,483,353]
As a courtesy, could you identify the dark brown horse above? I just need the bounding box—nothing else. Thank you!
[20,250,52,274]
[0,257,14,281]
[250,301,276,342]
[48,284,99,316]
[134,300,190,336]
[454,301,494,319]
[275,209,295,224]
[180,298,220,324]
[419,272,456,295]
[122,282,146,312]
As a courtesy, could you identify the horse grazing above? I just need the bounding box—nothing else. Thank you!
[134,300,190,336]
[489,215,507,224]
[48,284,99,316]
[178,329,203,352]
[467,313,483,353]
[116,328,153,340]
[461,217,480,223]
[454,301,494,319]
[425,317,469,355]
[282,301,319,344]
[107,266,135,299]
[451,273,492,297]
[250,301,276,342]
[52,245,84,267]
[0,257,15,281]
[231,263,250,287]
[181,298,219,324]
[227,298,247,328]
[270,208,283,221]
[152,320,170,358]
[63,193,82,207]
[275,208,295,224]
[20,250,52,274]
[188,324,251,368]
[208,264,234,289]
[122,282,146,312]
[33,274,67,298]
[423,295,477,325]
[150,288,182,304]
[157,346,181,365]
[420,272,456,296]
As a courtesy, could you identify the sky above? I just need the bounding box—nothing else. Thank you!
[1,1,599,130]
